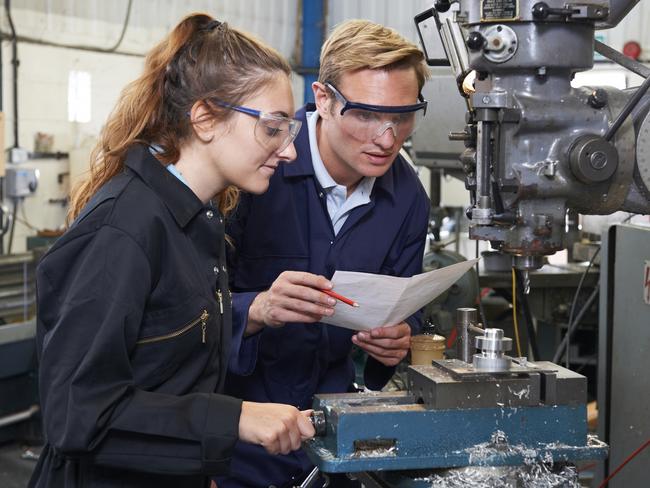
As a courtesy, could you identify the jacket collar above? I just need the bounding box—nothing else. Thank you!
[124,144,204,228]
[282,104,396,200]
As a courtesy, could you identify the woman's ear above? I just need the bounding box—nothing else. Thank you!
[313,82,333,120]
[189,101,216,143]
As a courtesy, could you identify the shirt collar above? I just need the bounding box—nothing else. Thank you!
[307,110,338,191]
[124,144,204,228]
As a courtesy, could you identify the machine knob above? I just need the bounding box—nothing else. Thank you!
[466,31,485,51]
[310,410,327,436]
[532,2,550,19]
[588,88,609,109]
[569,135,619,184]
[435,0,451,13]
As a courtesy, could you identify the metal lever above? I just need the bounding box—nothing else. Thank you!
[296,467,329,488]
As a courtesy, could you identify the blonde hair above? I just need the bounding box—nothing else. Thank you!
[318,19,430,91]
[69,13,291,223]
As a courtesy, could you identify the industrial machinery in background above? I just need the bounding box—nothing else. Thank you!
[416,0,650,277]
[0,252,39,445]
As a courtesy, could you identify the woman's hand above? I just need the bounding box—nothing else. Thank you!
[238,401,315,455]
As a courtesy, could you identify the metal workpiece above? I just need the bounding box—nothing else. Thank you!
[456,307,478,363]
[473,328,513,372]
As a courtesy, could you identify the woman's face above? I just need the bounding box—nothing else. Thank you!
[211,73,298,194]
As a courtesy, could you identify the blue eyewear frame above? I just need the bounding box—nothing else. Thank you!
[325,82,428,117]
[209,98,302,150]
[211,99,287,122]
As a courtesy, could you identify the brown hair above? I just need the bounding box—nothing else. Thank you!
[318,19,430,92]
[69,13,291,223]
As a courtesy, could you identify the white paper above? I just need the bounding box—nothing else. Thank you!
[320,258,479,331]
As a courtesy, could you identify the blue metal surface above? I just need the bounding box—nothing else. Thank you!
[300,0,324,103]
[304,402,608,473]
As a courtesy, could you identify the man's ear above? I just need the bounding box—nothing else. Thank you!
[313,82,333,120]
[189,100,216,143]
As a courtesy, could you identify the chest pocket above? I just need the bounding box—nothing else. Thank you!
[131,295,215,389]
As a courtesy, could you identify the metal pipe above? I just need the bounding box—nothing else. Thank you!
[456,307,477,363]
[478,121,492,202]
[595,40,650,79]
[5,0,19,148]
[0,404,39,428]
[552,285,599,363]
[299,0,325,103]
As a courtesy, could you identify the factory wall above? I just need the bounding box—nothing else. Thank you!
[0,0,300,253]
[0,1,649,252]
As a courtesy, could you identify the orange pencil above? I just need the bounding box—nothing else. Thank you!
[321,289,359,307]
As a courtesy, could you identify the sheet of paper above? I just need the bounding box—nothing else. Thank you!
[320,258,479,331]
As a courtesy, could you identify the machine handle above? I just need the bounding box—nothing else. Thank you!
[310,410,327,437]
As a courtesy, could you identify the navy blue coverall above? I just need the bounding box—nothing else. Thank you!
[220,105,430,487]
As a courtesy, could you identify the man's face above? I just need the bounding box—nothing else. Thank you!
[314,68,420,187]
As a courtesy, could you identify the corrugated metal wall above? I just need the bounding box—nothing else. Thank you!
[4,0,300,60]
[328,0,432,43]
[4,1,650,61]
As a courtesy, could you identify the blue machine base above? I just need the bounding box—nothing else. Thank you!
[306,436,608,473]
[303,403,608,473]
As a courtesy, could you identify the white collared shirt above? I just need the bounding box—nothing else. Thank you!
[307,110,376,235]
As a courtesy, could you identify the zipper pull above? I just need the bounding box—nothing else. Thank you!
[200,309,209,343]
[216,290,224,314]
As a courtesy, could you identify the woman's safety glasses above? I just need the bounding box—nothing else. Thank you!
[325,83,427,142]
[211,99,302,153]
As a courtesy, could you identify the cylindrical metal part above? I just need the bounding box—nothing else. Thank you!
[456,307,477,363]
[473,328,513,372]
[513,255,544,271]
[310,410,327,437]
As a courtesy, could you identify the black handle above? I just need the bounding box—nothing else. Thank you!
[310,410,327,436]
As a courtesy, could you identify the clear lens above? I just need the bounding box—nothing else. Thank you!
[339,107,425,141]
[255,113,302,152]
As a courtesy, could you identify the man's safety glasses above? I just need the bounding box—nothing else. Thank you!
[325,83,427,141]
[211,99,302,153]
[325,83,427,142]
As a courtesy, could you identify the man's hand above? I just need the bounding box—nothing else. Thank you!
[351,322,411,366]
[238,402,315,455]
[246,271,336,334]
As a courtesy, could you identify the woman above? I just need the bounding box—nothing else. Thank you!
[29,13,319,488]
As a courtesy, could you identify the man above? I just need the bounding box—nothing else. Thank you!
[221,20,431,488]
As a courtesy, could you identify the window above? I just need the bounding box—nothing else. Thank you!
[68,70,92,123]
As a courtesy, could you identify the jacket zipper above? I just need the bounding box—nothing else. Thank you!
[136,309,209,345]
[216,290,224,314]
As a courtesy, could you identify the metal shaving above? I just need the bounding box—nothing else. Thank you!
[414,464,580,487]
[351,445,397,458]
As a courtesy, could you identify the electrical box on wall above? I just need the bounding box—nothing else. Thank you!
[5,167,39,198]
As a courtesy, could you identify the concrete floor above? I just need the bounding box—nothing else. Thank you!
[0,442,39,488]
